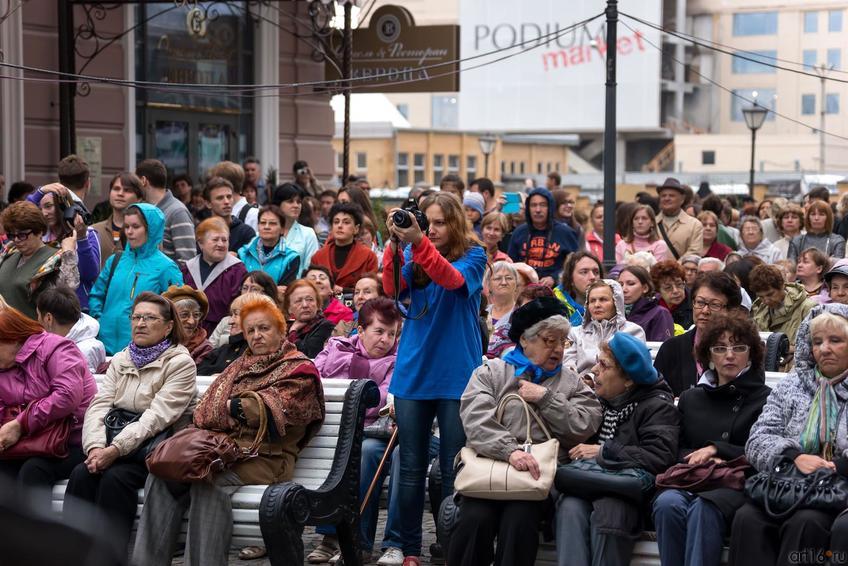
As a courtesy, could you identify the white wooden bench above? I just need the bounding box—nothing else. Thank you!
[49,375,379,565]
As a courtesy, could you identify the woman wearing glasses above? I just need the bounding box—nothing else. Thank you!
[653,314,770,566]
[65,292,197,554]
[88,203,183,355]
[0,201,82,319]
[749,264,816,353]
[654,272,743,396]
[650,260,693,330]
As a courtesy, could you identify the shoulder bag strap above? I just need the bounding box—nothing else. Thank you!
[496,392,554,444]
[657,220,680,260]
[104,250,122,303]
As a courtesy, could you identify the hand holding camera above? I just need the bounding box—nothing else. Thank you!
[386,197,429,249]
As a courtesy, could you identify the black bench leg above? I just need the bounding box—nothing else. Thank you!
[337,521,362,566]
[260,483,309,566]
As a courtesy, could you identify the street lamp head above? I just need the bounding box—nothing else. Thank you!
[478,135,497,156]
[742,103,769,131]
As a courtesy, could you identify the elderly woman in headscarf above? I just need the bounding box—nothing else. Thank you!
[729,303,848,565]
[163,284,214,365]
[563,279,646,378]
[448,298,603,566]
[132,296,325,566]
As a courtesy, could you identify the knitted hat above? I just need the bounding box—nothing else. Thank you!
[507,297,569,343]
[608,332,658,385]
[463,192,485,217]
[162,284,209,319]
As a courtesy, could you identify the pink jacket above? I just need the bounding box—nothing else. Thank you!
[0,332,97,447]
[314,334,396,425]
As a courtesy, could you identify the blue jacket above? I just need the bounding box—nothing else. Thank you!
[237,236,301,285]
[507,187,578,279]
[89,203,183,355]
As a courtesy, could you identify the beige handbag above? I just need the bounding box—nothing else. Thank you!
[454,393,559,501]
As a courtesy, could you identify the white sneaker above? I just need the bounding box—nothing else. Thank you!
[377,547,404,566]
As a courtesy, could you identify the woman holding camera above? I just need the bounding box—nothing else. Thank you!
[382,192,487,564]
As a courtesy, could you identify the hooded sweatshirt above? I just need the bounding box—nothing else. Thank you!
[738,237,782,264]
[507,188,578,280]
[564,279,646,376]
[65,313,107,373]
[89,203,184,355]
[746,303,848,473]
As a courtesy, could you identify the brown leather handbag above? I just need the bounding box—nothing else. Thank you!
[145,391,269,482]
[656,455,750,493]
[0,405,72,460]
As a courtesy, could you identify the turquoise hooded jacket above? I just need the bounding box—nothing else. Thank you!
[89,203,183,355]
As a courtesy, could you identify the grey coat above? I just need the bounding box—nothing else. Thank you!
[745,303,848,472]
[460,358,603,463]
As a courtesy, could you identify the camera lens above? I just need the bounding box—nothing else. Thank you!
[392,209,412,229]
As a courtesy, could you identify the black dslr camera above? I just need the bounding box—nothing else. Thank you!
[391,197,429,233]
[56,193,93,228]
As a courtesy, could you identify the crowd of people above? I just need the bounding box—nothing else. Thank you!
[2,156,848,566]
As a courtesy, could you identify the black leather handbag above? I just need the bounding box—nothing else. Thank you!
[744,455,848,520]
[104,408,171,463]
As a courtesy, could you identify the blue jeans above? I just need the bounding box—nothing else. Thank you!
[653,489,725,566]
[394,397,465,557]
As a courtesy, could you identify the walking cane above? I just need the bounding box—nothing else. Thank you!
[360,426,399,515]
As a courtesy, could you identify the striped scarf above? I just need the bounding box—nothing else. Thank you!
[599,401,638,443]
[800,368,848,460]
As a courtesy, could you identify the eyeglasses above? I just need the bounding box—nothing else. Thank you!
[8,230,34,242]
[533,334,562,349]
[693,298,727,311]
[177,311,202,321]
[709,344,749,355]
[660,281,685,292]
[491,276,516,283]
[130,314,164,324]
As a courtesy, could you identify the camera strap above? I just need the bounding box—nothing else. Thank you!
[392,241,428,320]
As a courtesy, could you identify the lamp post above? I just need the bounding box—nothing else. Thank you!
[742,102,768,198]
[479,134,497,179]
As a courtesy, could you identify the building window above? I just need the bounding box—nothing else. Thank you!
[500,161,506,174]
[466,155,477,184]
[732,12,778,36]
[431,96,458,129]
[804,11,819,33]
[397,152,409,187]
[433,154,444,185]
[510,161,515,174]
[803,50,818,70]
[519,162,525,174]
[830,10,843,32]
[827,93,840,114]
[537,162,543,174]
[731,89,777,122]
[396,104,409,120]
[335,152,343,173]
[413,153,425,184]
[555,162,561,171]
[448,154,460,174]
[702,151,716,165]
[828,48,842,70]
[802,94,816,115]
[547,162,552,173]
[355,152,367,170]
[731,50,777,74]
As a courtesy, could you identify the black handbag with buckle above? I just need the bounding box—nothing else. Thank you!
[744,455,848,520]
[104,408,172,463]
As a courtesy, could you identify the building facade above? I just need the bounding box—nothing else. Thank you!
[0,0,335,203]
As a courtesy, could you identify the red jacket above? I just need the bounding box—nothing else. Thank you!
[312,239,378,289]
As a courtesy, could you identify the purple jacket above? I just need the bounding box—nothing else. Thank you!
[0,332,97,447]
[627,296,674,342]
[314,335,396,425]
[181,254,249,335]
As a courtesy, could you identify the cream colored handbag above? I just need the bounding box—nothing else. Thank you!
[454,393,559,501]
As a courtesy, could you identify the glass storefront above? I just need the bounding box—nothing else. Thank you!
[135,2,254,182]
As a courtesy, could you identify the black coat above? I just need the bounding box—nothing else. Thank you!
[597,379,680,476]
[654,329,698,396]
[669,292,693,330]
[291,318,335,358]
[197,333,249,375]
[675,366,771,521]
[227,216,256,252]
